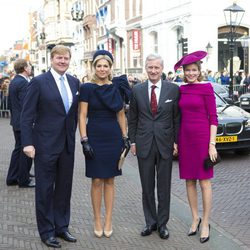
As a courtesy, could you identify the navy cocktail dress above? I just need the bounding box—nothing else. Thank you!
[79,75,131,178]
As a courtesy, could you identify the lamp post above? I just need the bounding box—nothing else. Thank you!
[206,42,213,59]
[206,42,213,55]
[240,32,250,73]
[223,2,245,98]
[71,1,84,22]
[39,32,48,71]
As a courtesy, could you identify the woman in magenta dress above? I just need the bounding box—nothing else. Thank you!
[174,51,218,244]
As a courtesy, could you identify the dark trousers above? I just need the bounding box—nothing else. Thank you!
[137,139,173,227]
[34,144,75,240]
[6,130,32,185]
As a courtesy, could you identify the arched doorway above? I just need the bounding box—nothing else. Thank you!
[218,26,249,73]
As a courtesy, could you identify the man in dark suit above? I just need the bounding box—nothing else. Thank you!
[21,45,80,248]
[128,54,180,239]
[6,59,34,187]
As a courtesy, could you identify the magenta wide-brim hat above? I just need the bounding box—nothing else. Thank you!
[174,50,207,71]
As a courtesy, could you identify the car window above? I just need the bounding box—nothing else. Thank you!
[215,92,227,107]
[212,84,227,95]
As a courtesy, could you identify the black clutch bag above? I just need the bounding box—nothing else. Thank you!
[204,154,221,170]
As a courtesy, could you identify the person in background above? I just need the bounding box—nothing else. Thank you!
[237,71,246,96]
[127,74,139,88]
[214,72,221,84]
[166,71,174,81]
[0,77,10,118]
[79,50,130,238]
[6,59,34,188]
[235,71,243,85]
[21,45,80,248]
[161,72,166,80]
[174,51,218,244]
[244,72,250,89]
[207,70,216,83]
[220,70,230,85]
[128,54,180,240]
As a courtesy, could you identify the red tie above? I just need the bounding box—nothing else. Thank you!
[151,85,158,117]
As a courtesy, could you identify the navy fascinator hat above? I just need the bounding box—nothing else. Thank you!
[93,50,114,62]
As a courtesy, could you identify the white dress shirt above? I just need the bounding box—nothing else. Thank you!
[148,79,162,103]
[50,68,73,107]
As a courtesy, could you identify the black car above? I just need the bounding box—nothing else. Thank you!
[239,92,250,111]
[211,83,239,103]
[215,92,250,155]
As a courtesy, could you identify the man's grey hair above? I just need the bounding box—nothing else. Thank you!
[145,54,164,68]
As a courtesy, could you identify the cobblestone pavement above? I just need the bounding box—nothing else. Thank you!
[0,118,249,250]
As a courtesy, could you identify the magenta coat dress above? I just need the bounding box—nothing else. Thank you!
[178,83,218,180]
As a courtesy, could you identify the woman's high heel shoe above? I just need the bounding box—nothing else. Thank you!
[94,228,103,238]
[104,229,113,238]
[188,218,201,236]
[200,224,210,243]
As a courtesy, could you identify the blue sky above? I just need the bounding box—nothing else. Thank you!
[0,0,43,54]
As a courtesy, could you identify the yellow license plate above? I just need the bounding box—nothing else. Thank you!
[216,136,238,143]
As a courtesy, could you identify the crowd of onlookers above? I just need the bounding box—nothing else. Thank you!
[1,68,250,118]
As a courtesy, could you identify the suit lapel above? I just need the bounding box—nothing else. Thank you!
[142,81,151,114]
[66,74,75,99]
[66,74,78,111]
[156,81,169,116]
[46,71,66,111]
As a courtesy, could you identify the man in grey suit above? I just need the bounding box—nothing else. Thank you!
[128,54,180,239]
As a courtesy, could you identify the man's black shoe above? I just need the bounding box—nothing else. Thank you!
[56,231,77,242]
[6,180,18,186]
[19,179,35,188]
[42,236,61,248]
[141,224,157,236]
[158,225,169,239]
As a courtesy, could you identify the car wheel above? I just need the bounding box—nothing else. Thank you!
[234,149,250,155]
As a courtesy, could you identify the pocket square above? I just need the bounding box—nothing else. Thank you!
[165,99,172,103]
[76,91,79,95]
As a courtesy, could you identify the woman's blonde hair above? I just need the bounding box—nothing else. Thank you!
[91,55,113,83]
[183,61,203,82]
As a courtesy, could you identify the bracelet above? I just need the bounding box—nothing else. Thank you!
[210,141,216,146]
[122,135,128,139]
[80,136,88,142]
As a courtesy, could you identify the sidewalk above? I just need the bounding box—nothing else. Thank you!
[0,118,248,250]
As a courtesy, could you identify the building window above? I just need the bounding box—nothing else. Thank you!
[149,31,158,53]
[135,0,140,16]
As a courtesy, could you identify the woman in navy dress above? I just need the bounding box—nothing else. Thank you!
[79,50,130,238]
